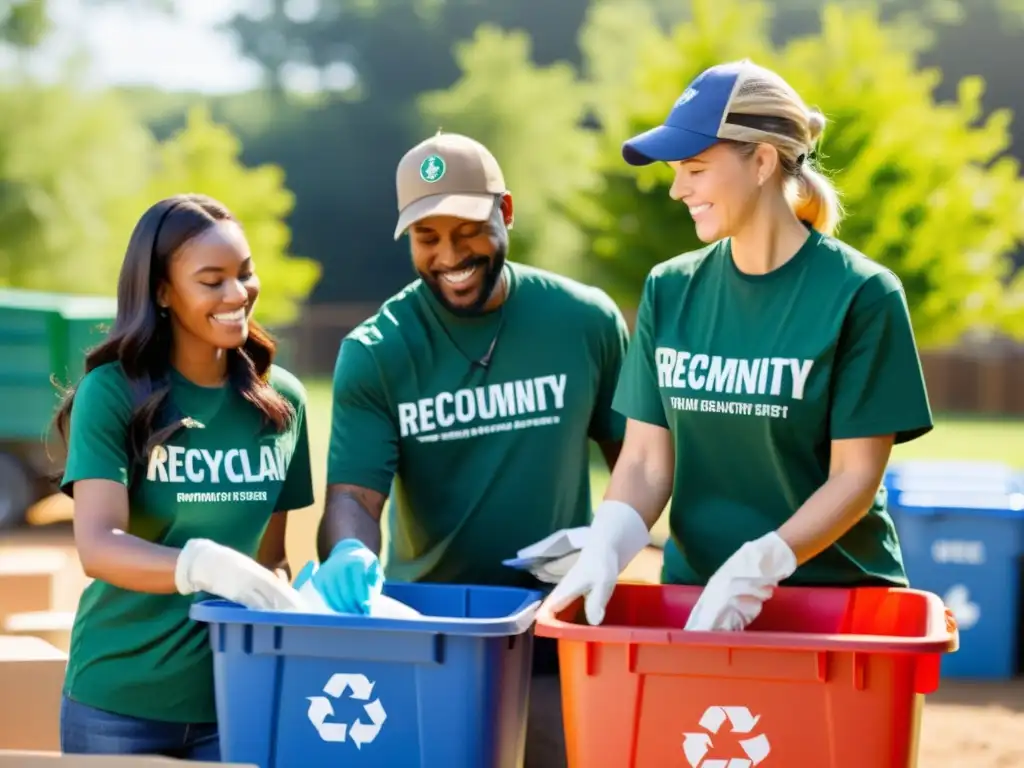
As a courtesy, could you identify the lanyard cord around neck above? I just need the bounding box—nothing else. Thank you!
[428,271,508,371]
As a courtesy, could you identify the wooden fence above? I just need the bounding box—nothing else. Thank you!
[278,303,1024,416]
[920,346,1024,415]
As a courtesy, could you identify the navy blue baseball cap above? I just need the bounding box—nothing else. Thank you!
[622,60,752,166]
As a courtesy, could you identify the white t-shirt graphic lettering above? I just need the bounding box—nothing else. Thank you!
[397,373,568,441]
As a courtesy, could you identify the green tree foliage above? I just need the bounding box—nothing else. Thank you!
[0,0,49,48]
[0,89,319,327]
[583,0,1024,345]
[137,106,321,326]
[0,83,154,293]
[428,0,1024,345]
[223,0,599,303]
[0,0,172,50]
[418,25,600,275]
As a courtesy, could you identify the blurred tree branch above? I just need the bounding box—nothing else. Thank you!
[0,0,49,48]
[0,0,174,49]
[422,0,1024,345]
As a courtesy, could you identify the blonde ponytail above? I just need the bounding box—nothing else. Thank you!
[787,109,842,235]
[791,164,843,236]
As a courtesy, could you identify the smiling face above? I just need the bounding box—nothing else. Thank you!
[408,194,513,316]
[158,220,259,351]
[668,141,777,242]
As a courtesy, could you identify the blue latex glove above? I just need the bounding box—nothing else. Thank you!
[292,539,384,615]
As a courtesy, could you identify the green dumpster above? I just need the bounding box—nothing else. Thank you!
[0,288,116,529]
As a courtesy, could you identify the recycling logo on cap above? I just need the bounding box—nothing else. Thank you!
[420,154,445,183]
[682,706,770,767]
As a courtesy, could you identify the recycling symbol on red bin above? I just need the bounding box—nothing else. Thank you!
[306,673,387,749]
[682,706,771,768]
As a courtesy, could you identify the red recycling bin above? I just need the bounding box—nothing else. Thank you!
[535,582,958,767]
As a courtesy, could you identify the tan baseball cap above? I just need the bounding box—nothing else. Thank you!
[393,132,506,240]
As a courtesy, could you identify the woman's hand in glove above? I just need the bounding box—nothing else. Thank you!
[684,532,797,632]
[175,538,306,611]
[541,500,651,626]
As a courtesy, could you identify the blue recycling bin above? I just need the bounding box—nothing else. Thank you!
[887,461,1024,679]
[190,582,543,768]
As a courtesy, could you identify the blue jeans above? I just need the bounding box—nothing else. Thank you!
[60,695,219,760]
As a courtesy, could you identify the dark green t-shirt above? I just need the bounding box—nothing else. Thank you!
[327,262,629,587]
[61,362,314,723]
[613,230,933,588]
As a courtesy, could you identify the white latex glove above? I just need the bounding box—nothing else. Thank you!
[515,527,590,561]
[684,532,797,632]
[175,538,306,611]
[502,528,589,584]
[530,551,581,585]
[542,500,651,625]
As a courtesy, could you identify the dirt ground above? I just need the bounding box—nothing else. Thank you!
[4,501,1023,768]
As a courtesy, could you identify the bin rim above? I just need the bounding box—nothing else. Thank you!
[534,584,959,655]
[890,489,1024,516]
[0,287,117,317]
[887,458,1015,473]
[190,586,543,638]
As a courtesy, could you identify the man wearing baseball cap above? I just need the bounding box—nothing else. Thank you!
[318,132,632,766]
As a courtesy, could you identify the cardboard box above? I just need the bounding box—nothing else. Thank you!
[2,612,74,654]
[0,752,255,767]
[0,637,67,751]
[0,551,76,625]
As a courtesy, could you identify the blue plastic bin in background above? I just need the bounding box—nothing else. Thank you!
[190,582,543,768]
[887,460,1024,679]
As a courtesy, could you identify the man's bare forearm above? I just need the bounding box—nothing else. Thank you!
[317,484,386,562]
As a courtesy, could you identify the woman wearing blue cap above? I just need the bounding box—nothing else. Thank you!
[545,59,933,631]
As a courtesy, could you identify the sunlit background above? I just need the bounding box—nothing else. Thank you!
[1,1,1024,764]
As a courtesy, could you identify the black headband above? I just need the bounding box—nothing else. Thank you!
[724,112,813,165]
[723,111,803,138]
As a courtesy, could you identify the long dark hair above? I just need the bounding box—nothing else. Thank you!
[51,193,294,477]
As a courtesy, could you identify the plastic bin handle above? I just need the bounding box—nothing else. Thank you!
[402,598,540,633]
[190,593,543,639]
[519,599,541,627]
[658,588,961,654]
[535,588,960,655]
[466,598,539,632]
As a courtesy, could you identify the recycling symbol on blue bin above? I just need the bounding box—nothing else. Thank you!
[307,673,387,749]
